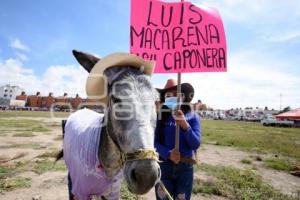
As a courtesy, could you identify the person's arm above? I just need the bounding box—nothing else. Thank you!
[177,112,201,150]
[183,113,201,149]
[154,120,171,160]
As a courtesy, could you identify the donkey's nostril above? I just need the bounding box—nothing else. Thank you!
[131,169,137,182]
[157,168,161,178]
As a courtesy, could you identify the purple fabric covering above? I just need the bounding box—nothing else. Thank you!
[63,109,123,200]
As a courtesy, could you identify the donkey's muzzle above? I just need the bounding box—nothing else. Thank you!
[126,159,161,195]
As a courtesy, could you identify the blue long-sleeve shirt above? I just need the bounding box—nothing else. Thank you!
[154,112,201,160]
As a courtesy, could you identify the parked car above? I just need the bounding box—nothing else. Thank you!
[213,112,226,120]
[261,115,293,127]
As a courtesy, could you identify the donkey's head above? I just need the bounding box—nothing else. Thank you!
[73,50,160,194]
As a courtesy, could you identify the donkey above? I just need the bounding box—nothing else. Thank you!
[56,50,161,200]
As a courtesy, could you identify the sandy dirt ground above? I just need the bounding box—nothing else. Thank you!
[0,117,299,200]
[199,144,300,196]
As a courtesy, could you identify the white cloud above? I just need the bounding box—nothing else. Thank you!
[0,58,88,98]
[145,0,298,109]
[41,65,87,97]
[16,52,29,61]
[181,50,300,110]
[269,31,300,43]
[152,47,300,110]
[10,38,30,52]
[194,0,300,24]
[1,52,299,110]
[0,58,39,92]
[193,0,300,43]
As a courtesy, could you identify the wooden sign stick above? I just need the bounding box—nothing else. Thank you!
[175,0,184,151]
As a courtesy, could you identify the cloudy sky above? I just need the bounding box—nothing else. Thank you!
[0,0,299,110]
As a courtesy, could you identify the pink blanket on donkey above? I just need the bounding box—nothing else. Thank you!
[63,109,123,200]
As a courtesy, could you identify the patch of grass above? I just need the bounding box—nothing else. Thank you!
[0,153,28,163]
[0,111,69,118]
[0,155,9,161]
[264,158,291,171]
[0,118,50,134]
[0,166,12,178]
[92,182,146,200]
[0,176,31,192]
[202,120,300,161]
[0,131,7,136]
[241,159,252,164]
[53,135,63,141]
[46,122,62,127]
[0,119,39,128]
[1,159,57,179]
[193,178,221,195]
[36,150,60,158]
[32,159,66,174]
[32,125,50,132]
[0,143,44,149]
[194,163,295,200]
[0,161,35,192]
[13,131,35,137]
[120,181,140,200]
[0,161,31,179]
[81,182,140,200]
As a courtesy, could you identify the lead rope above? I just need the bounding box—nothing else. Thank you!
[134,181,173,200]
[159,181,173,200]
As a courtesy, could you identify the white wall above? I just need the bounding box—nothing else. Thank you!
[0,84,23,100]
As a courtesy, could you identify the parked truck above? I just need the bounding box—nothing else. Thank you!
[261,115,293,127]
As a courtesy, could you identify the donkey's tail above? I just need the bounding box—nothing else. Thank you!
[55,150,64,162]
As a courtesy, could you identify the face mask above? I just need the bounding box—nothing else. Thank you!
[164,97,178,110]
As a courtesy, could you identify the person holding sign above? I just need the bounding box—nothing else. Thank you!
[155,79,201,200]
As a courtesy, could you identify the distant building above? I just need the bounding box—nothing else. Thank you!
[276,108,300,127]
[27,92,42,108]
[0,98,10,107]
[41,92,55,109]
[16,91,27,101]
[55,93,69,103]
[71,94,82,109]
[0,84,23,100]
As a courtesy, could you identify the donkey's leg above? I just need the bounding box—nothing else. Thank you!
[68,172,75,200]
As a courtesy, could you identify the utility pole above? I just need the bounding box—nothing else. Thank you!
[279,93,282,111]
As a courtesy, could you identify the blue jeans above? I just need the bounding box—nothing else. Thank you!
[155,160,193,200]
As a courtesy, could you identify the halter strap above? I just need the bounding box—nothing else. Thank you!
[123,149,159,163]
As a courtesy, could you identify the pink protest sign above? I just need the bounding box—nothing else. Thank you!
[130,0,227,73]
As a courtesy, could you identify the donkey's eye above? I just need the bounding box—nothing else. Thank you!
[111,95,121,104]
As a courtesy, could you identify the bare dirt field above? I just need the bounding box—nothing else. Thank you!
[0,112,299,200]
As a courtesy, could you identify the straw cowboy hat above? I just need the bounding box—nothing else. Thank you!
[86,53,155,103]
[157,79,194,103]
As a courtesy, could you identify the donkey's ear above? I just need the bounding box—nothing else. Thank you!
[72,50,100,73]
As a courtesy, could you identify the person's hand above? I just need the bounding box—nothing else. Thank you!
[169,149,180,164]
[175,109,190,130]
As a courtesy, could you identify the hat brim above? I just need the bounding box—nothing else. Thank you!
[86,53,155,102]
[157,83,194,103]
